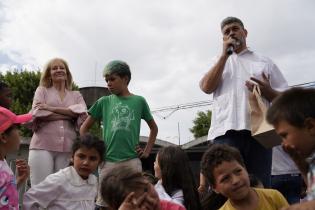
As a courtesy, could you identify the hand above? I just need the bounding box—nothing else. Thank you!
[280,200,315,210]
[222,37,239,57]
[246,72,279,101]
[118,192,148,210]
[15,159,30,186]
[136,145,149,159]
[36,103,53,111]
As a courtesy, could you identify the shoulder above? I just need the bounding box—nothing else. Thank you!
[255,188,286,201]
[45,168,67,183]
[256,188,281,195]
[35,86,47,93]
[99,95,112,101]
[219,200,233,210]
[132,94,146,101]
[250,51,275,64]
[255,188,289,208]
[91,95,111,105]
[69,90,82,96]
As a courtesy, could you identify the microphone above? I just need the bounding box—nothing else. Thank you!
[226,40,240,55]
[226,46,234,55]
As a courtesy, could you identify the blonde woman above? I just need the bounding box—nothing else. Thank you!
[29,58,87,186]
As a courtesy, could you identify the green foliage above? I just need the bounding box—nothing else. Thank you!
[189,110,212,138]
[1,70,41,137]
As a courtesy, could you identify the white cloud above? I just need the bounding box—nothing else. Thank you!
[0,0,314,144]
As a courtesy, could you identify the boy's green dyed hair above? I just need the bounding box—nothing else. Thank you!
[103,60,131,84]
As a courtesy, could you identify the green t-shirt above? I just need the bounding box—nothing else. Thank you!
[89,94,153,162]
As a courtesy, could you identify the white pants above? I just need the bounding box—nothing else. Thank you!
[28,149,71,186]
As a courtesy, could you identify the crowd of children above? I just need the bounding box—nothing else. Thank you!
[1,56,315,210]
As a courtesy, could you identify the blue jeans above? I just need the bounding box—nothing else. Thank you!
[271,174,302,204]
[214,130,272,187]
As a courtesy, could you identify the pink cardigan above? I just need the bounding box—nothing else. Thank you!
[30,86,87,152]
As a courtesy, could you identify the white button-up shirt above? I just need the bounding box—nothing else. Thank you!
[203,49,288,140]
[23,166,97,210]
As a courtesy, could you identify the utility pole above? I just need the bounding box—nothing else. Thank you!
[177,122,181,145]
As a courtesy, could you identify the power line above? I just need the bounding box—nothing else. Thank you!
[152,81,315,119]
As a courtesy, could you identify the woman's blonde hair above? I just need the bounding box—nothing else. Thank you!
[39,58,73,90]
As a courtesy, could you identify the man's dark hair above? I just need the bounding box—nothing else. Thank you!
[221,17,244,30]
[267,87,315,128]
[72,133,106,161]
[201,144,245,186]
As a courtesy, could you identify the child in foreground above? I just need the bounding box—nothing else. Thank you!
[100,165,186,210]
[267,87,315,210]
[23,134,105,210]
[0,106,32,209]
[201,144,288,210]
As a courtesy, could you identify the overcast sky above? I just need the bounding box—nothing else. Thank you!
[0,0,314,144]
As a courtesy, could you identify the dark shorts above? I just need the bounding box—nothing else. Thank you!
[214,130,272,187]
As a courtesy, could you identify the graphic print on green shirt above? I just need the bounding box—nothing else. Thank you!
[89,94,153,162]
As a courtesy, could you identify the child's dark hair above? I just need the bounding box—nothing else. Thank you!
[72,134,106,161]
[267,87,315,128]
[157,146,202,210]
[101,165,147,209]
[2,125,17,135]
[201,144,245,186]
[142,171,158,185]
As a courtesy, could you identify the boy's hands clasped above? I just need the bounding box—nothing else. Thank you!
[119,191,160,210]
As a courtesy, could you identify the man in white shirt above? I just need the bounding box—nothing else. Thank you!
[199,17,287,188]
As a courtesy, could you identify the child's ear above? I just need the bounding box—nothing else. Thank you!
[0,133,7,144]
[305,118,315,135]
[69,157,74,165]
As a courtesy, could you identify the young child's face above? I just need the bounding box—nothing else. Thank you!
[105,74,128,95]
[0,87,12,108]
[212,160,250,201]
[0,126,20,154]
[72,147,101,179]
[274,119,315,158]
[154,154,162,179]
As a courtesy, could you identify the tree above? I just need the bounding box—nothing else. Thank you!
[190,110,212,138]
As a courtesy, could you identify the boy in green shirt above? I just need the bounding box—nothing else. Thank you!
[80,60,158,209]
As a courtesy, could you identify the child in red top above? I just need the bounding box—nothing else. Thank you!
[0,107,32,209]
